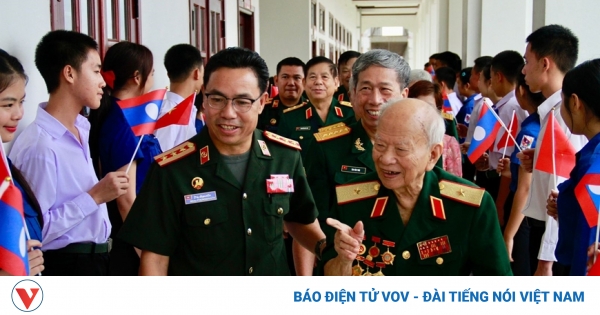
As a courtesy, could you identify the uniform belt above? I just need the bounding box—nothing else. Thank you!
[485,170,500,179]
[49,242,110,254]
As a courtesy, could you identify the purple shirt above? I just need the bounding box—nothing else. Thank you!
[9,103,110,250]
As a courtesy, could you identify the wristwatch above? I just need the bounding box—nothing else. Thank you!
[314,238,327,260]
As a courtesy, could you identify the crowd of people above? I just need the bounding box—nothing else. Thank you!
[0,23,598,276]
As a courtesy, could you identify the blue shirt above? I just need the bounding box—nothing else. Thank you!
[9,159,43,243]
[509,113,540,192]
[556,132,600,275]
[99,97,162,193]
[195,118,205,134]
[455,94,477,143]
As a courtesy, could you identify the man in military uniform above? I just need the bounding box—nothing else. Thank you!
[118,48,326,276]
[257,57,307,133]
[322,99,511,276]
[277,56,354,156]
[333,51,361,103]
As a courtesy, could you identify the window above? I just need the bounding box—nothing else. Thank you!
[329,43,334,60]
[319,5,325,32]
[51,0,141,56]
[311,1,316,28]
[329,13,333,37]
[319,40,325,56]
[334,20,338,41]
[190,0,208,59]
[342,28,346,46]
[208,0,224,57]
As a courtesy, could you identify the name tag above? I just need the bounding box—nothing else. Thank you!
[417,235,451,260]
[341,165,367,175]
[184,191,217,205]
[296,126,311,131]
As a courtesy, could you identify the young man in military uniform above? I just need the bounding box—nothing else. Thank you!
[118,47,326,276]
[277,56,354,156]
[322,99,511,276]
[257,57,307,133]
[333,50,361,103]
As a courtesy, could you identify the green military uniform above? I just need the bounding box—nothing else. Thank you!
[304,120,374,222]
[118,128,318,276]
[257,95,307,133]
[277,98,354,157]
[333,85,350,102]
[320,166,512,276]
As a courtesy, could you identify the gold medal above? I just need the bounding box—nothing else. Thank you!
[191,177,204,190]
[368,236,381,258]
[352,262,364,276]
[373,262,386,276]
[363,260,374,276]
[358,243,366,255]
[381,240,396,265]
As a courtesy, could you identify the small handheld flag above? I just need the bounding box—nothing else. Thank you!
[497,110,518,152]
[0,154,29,276]
[466,103,502,164]
[442,91,453,115]
[534,110,576,181]
[117,89,167,136]
[155,93,196,130]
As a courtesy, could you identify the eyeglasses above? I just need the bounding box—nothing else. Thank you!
[205,93,261,113]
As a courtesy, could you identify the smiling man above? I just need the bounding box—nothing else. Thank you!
[321,98,511,276]
[257,57,307,133]
[118,47,326,276]
[277,56,354,155]
[334,51,361,103]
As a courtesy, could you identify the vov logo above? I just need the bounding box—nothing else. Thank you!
[11,279,43,312]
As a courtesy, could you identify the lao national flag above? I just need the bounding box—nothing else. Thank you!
[534,111,576,179]
[0,155,29,276]
[117,89,167,136]
[575,160,600,228]
[496,110,518,151]
[155,93,196,130]
[466,103,502,164]
[442,91,453,115]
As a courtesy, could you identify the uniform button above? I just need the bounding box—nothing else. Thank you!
[204,218,211,225]
[402,251,410,260]
[249,267,253,274]
[247,228,252,236]
[299,136,304,140]
[243,193,248,200]
[277,207,284,215]
[436,257,444,265]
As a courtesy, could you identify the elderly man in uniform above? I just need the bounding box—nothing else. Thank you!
[322,98,511,276]
[257,57,307,133]
[118,47,326,276]
[277,56,354,155]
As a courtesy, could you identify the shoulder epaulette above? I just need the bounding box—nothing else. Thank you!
[263,131,302,150]
[314,124,351,142]
[438,180,484,207]
[318,122,347,132]
[339,100,352,108]
[282,102,306,113]
[336,180,381,205]
[154,141,196,167]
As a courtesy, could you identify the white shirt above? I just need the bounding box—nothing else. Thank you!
[154,91,198,151]
[447,92,463,117]
[489,90,528,169]
[521,90,587,261]
[465,94,483,143]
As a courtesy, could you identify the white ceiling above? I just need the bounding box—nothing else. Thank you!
[353,0,421,16]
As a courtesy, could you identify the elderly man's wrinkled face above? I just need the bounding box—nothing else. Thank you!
[372,101,438,191]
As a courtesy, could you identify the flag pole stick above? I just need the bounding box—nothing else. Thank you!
[484,100,522,152]
[126,135,144,175]
[501,110,516,158]
[550,111,558,190]
[594,212,599,264]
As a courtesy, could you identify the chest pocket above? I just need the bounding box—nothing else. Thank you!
[415,249,461,275]
[183,202,229,252]
[263,194,290,244]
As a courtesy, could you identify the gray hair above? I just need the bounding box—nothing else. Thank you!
[350,49,411,91]
[379,98,445,147]
[409,69,433,86]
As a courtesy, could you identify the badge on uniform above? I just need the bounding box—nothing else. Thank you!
[465,114,471,124]
[266,174,294,193]
[341,165,367,175]
[296,126,311,131]
[416,235,452,260]
[258,140,271,156]
[184,191,217,205]
[200,145,210,165]
[191,177,204,190]
[520,135,535,150]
